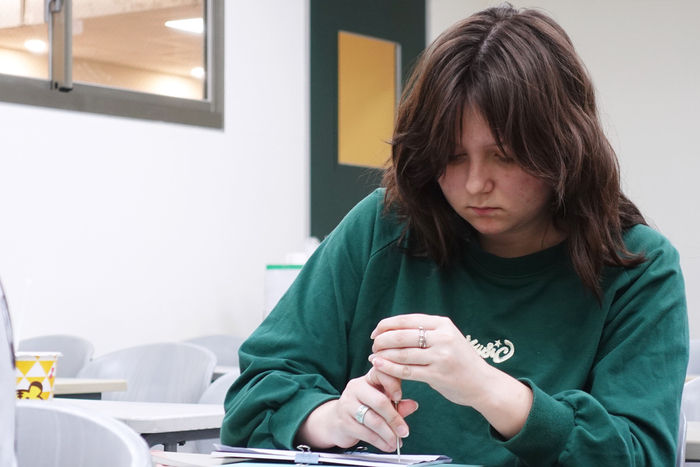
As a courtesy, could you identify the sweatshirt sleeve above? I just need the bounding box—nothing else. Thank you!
[491,230,689,466]
[220,191,384,449]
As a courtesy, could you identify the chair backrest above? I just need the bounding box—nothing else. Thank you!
[76,342,216,403]
[18,334,94,377]
[195,368,241,453]
[184,334,245,367]
[0,279,17,467]
[688,339,700,376]
[677,410,687,467]
[682,377,700,421]
[16,399,151,467]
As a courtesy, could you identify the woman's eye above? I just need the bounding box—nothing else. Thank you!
[449,154,467,163]
[495,154,514,163]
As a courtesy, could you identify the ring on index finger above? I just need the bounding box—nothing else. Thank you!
[355,404,370,425]
[418,327,427,349]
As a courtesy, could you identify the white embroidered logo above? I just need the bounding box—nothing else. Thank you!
[465,335,515,363]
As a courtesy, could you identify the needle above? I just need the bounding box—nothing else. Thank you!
[394,400,401,463]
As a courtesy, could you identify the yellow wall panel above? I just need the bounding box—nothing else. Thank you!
[338,31,397,169]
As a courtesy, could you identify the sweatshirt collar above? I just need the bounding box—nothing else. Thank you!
[465,235,568,277]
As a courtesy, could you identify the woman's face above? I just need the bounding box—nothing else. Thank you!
[438,108,560,257]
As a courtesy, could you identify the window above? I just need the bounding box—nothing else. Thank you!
[0,0,223,128]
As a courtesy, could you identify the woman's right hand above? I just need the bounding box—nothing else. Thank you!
[295,368,418,452]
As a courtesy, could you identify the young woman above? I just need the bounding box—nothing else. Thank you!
[222,4,688,466]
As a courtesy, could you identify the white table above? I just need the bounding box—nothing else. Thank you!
[56,398,225,451]
[53,378,127,399]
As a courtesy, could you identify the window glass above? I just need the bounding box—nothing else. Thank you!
[0,0,205,100]
[72,1,205,100]
[0,1,49,79]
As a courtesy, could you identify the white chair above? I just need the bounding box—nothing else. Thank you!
[16,399,151,467]
[688,339,700,377]
[677,410,687,467]
[18,334,94,377]
[682,377,700,422]
[680,377,700,466]
[184,334,245,367]
[76,342,216,403]
[0,279,17,467]
[194,369,241,453]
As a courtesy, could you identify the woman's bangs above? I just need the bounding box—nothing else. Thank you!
[465,71,518,162]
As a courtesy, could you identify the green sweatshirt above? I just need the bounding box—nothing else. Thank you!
[222,189,688,466]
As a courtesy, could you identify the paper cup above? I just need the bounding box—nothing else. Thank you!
[15,351,62,400]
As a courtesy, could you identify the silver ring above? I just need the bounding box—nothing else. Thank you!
[355,404,370,425]
[418,327,427,349]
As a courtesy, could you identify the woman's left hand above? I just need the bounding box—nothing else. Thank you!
[369,313,533,439]
[370,313,492,408]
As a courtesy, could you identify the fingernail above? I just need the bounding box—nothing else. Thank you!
[370,329,377,339]
[398,425,409,438]
[393,391,401,401]
[372,358,383,368]
[368,354,375,362]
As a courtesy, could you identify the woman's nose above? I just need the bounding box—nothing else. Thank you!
[465,160,494,194]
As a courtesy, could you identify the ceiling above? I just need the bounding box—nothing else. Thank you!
[0,0,202,25]
[0,3,204,78]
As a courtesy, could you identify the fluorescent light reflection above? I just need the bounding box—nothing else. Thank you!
[25,40,47,54]
[165,18,204,33]
[191,67,205,79]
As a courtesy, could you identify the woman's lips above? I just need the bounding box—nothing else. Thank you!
[470,207,498,216]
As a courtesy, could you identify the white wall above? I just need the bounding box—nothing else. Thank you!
[1,0,697,359]
[428,0,700,335]
[0,0,310,356]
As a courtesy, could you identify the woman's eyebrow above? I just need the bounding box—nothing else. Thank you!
[454,141,500,151]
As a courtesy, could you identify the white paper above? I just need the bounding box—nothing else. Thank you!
[211,446,452,467]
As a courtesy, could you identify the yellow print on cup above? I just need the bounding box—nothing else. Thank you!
[14,351,60,400]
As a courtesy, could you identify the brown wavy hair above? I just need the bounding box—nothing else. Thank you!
[382,3,646,300]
